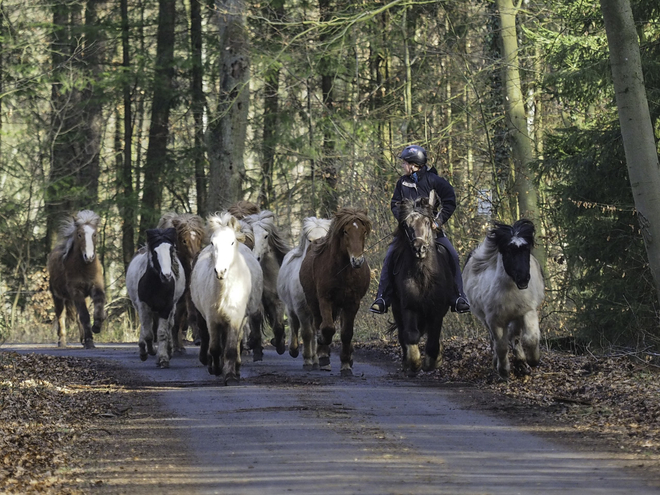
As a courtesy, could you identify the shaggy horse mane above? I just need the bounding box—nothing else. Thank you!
[315,207,371,255]
[207,212,247,244]
[58,210,101,260]
[158,212,206,244]
[242,210,291,264]
[228,200,260,219]
[467,219,535,275]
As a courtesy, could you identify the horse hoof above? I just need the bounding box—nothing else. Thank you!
[158,360,170,368]
[148,348,156,356]
[194,338,201,346]
[289,348,299,359]
[173,347,186,356]
[303,363,313,371]
[224,375,239,386]
[319,356,330,368]
[312,363,320,371]
[253,347,264,362]
[57,341,67,348]
[84,339,95,349]
[139,353,148,362]
[91,324,101,334]
[340,368,353,377]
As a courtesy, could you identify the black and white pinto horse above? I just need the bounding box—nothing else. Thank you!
[463,219,545,380]
[126,228,186,368]
[277,216,331,370]
[389,197,454,376]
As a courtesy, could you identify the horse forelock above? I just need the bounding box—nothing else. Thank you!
[492,219,535,253]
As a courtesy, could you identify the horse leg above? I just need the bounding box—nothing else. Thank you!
[287,309,301,359]
[400,312,422,377]
[316,300,335,371]
[299,311,318,370]
[185,291,201,346]
[489,322,510,380]
[422,318,444,372]
[172,298,187,355]
[222,325,241,386]
[155,313,175,368]
[265,298,287,355]
[521,311,541,368]
[75,299,95,349]
[52,296,67,347]
[196,309,210,366]
[90,286,106,334]
[209,322,223,376]
[338,306,359,377]
[247,311,264,362]
[137,304,155,361]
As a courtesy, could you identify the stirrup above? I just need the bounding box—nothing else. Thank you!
[369,298,388,314]
[452,296,470,314]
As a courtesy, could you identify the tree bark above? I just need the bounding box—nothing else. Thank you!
[496,0,546,270]
[207,0,250,213]
[119,0,135,270]
[138,0,176,243]
[600,0,660,304]
[191,0,207,217]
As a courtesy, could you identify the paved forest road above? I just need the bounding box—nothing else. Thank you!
[8,343,660,495]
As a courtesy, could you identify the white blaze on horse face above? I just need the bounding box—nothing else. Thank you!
[212,228,237,279]
[154,242,173,279]
[82,225,96,263]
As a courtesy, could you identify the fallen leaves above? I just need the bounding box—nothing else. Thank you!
[0,352,125,494]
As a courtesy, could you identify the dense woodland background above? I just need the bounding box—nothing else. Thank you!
[0,0,658,350]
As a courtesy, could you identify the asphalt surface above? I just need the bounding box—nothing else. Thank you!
[5,342,660,494]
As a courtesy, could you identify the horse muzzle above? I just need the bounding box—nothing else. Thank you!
[160,272,174,283]
[215,268,227,280]
[82,253,95,263]
[414,244,428,259]
[350,256,365,268]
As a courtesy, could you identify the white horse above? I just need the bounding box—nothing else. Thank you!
[277,217,332,370]
[240,211,291,360]
[463,219,545,380]
[126,228,186,368]
[191,212,262,385]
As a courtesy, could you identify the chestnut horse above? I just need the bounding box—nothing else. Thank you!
[277,216,331,370]
[47,210,106,348]
[157,212,205,350]
[299,207,371,376]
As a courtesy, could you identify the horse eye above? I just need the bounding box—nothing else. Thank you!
[231,241,235,246]
[78,233,82,238]
[183,239,187,244]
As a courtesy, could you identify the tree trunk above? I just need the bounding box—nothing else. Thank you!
[119,0,135,270]
[600,0,660,304]
[191,0,207,217]
[317,0,338,218]
[496,0,546,270]
[207,0,250,213]
[138,0,176,243]
[258,1,284,210]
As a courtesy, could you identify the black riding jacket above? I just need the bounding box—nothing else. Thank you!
[390,167,457,225]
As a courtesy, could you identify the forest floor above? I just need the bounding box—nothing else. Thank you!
[2,336,660,494]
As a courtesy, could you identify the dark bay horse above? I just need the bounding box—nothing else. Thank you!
[157,212,205,350]
[299,207,371,376]
[47,210,106,348]
[463,219,544,380]
[389,198,454,376]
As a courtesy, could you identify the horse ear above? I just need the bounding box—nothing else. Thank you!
[146,229,159,244]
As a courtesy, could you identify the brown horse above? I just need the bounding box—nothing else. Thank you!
[157,212,205,351]
[299,207,371,376]
[47,210,106,348]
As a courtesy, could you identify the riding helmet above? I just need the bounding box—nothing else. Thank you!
[399,145,427,166]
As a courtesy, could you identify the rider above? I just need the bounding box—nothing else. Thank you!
[369,144,470,314]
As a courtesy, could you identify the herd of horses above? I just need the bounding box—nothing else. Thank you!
[46,199,545,384]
